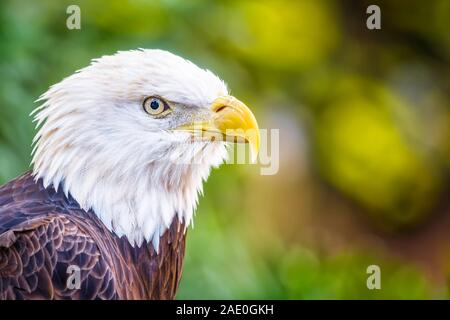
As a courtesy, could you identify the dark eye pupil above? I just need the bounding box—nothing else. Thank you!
[150,100,160,110]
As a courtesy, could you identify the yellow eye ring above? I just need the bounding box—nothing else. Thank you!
[143,97,170,116]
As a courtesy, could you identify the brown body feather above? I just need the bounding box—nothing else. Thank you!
[0,172,186,300]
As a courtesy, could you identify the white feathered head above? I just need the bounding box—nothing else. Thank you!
[31,49,259,247]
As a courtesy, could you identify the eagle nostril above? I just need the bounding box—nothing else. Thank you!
[214,105,226,113]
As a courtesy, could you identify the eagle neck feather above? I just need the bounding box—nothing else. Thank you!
[32,114,227,249]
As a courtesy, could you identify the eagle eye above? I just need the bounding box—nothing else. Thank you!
[143,97,170,116]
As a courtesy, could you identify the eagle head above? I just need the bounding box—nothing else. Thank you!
[31,49,259,248]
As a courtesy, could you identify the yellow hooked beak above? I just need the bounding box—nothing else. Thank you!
[175,95,260,163]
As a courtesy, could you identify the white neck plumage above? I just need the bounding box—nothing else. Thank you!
[32,122,227,249]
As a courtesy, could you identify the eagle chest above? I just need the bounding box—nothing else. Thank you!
[0,173,187,300]
[112,218,187,300]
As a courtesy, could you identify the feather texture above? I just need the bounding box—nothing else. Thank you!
[0,172,186,300]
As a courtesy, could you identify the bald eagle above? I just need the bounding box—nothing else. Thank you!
[0,49,259,299]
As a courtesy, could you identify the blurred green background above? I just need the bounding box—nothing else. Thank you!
[0,0,449,299]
